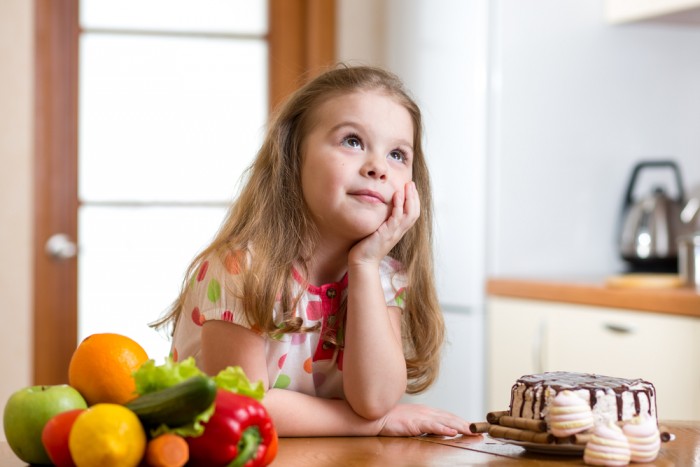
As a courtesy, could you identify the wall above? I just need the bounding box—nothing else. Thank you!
[338,0,700,421]
[489,0,700,277]
[0,0,33,441]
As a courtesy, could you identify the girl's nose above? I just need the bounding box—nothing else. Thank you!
[361,153,388,180]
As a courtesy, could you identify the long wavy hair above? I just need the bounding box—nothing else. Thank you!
[153,64,444,394]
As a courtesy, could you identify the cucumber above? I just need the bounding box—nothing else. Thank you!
[125,376,217,428]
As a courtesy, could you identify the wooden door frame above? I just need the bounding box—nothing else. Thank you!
[34,0,80,385]
[33,0,336,384]
[269,0,337,109]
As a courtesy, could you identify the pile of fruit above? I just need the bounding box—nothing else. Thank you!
[2,333,278,467]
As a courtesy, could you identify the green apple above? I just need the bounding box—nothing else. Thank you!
[3,384,87,465]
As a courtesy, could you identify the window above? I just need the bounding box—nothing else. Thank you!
[78,0,268,359]
[34,0,335,384]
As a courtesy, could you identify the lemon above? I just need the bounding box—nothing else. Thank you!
[69,403,146,467]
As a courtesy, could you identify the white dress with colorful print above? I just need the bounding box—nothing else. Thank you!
[170,252,407,399]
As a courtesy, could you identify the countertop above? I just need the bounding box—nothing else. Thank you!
[487,277,700,318]
[2,420,698,466]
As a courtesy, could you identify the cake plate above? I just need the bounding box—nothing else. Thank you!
[491,437,584,456]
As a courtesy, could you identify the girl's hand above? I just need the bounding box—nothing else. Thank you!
[377,404,477,437]
[349,181,420,265]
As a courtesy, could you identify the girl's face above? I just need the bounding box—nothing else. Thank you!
[301,89,414,246]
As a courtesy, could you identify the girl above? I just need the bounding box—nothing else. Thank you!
[154,65,474,437]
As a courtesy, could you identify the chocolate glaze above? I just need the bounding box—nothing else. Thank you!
[509,371,656,421]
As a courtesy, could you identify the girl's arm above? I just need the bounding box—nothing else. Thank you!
[344,268,406,419]
[263,388,474,437]
[200,320,473,437]
[343,182,420,419]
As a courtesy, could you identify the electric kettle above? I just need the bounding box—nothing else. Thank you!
[618,160,685,272]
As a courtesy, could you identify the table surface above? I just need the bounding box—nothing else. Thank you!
[2,420,697,466]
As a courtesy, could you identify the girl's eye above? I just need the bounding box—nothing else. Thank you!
[388,149,407,163]
[341,135,363,149]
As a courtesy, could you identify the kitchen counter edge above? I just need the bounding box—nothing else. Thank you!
[486,278,700,318]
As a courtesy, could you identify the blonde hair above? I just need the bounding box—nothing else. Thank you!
[153,64,444,394]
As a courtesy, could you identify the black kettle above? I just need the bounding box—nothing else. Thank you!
[618,160,685,272]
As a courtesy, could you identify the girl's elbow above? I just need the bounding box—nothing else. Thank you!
[347,392,400,421]
[352,400,393,421]
[343,371,407,420]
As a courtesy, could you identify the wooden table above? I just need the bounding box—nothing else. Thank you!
[2,420,697,466]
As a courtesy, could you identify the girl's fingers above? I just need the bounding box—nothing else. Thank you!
[394,182,419,230]
[404,181,420,220]
[353,182,419,263]
[430,423,458,437]
[392,188,405,224]
[420,409,476,437]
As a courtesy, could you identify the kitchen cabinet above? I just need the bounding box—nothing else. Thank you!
[606,0,700,24]
[487,296,700,420]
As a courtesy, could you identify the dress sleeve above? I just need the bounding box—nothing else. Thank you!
[380,256,408,310]
[170,251,254,363]
[183,252,253,329]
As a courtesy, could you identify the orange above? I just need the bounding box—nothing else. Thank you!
[68,333,149,406]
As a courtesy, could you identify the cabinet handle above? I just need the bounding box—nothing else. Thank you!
[603,323,634,334]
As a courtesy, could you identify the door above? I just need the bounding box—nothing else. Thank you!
[34,0,336,385]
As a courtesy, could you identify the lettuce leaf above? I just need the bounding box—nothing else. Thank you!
[149,402,216,438]
[214,366,265,401]
[133,357,205,395]
[131,356,264,437]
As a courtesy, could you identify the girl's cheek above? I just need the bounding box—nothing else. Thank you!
[384,205,393,222]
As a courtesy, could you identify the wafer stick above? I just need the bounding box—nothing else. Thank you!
[469,422,491,433]
[659,426,675,443]
[555,435,575,445]
[489,425,554,444]
[486,410,509,424]
[498,415,547,433]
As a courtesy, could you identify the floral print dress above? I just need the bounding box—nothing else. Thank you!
[170,251,408,399]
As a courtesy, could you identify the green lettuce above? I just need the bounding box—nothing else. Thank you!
[132,356,265,437]
[213,365,265,401]
[134,357,204,395]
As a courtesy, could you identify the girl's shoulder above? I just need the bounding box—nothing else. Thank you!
[198,248,251,275]
[187,248,251,297]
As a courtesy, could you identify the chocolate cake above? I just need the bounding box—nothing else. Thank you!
[509,372,657,427]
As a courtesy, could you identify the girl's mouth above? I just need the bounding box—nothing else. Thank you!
[350,189,387,204]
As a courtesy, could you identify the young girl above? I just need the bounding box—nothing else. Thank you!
[154,65,474,437]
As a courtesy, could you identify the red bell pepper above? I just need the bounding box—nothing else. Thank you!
[186,389,277,467]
